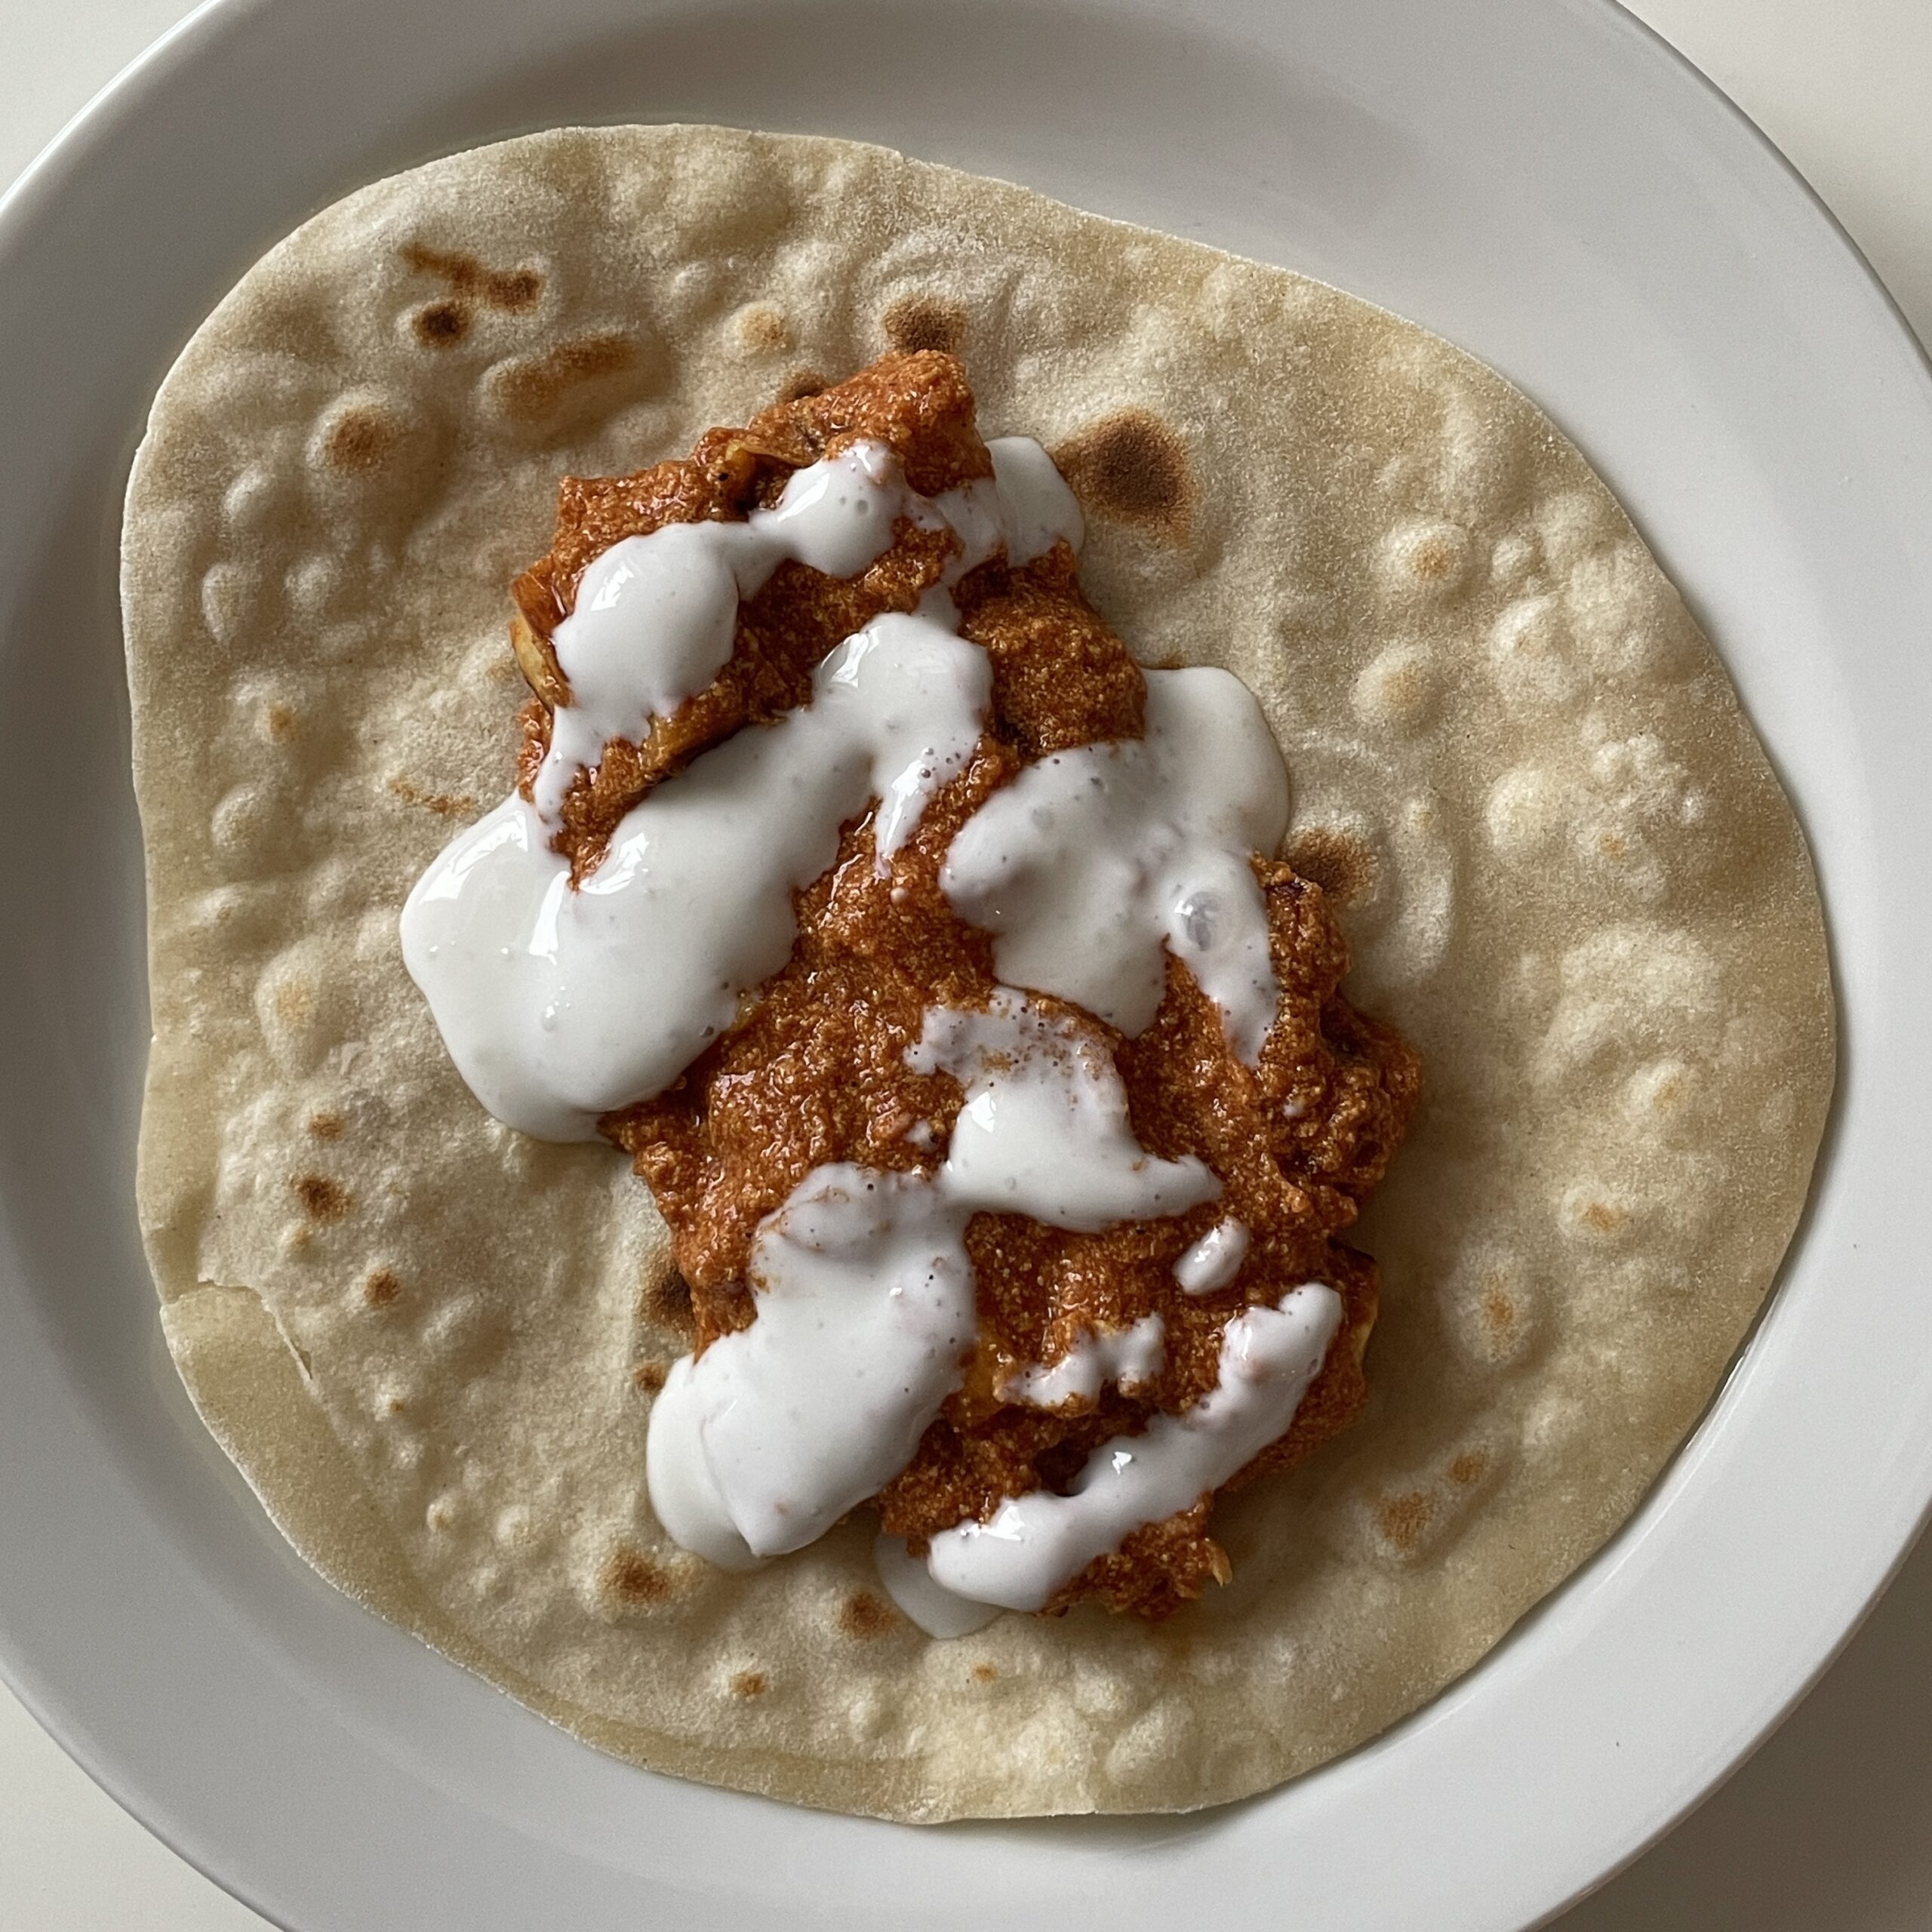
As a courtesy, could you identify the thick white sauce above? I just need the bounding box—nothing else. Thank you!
[403,438,1085,1140]
[1174,1217,1251,1296]
[402,616,991,1140]
[645,1166,977,1560]
[872,1534,1001,1638]
[534,438,1078,820]
[881,1284,1341,1627]
[940,436,1084,573]
[907,990,1218,1230]
[641,1356,761,1571]
[941,667,1291,1062]
[1000,1313,1167,1410]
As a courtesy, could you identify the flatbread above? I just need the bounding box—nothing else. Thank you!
[121,125,1833,1820]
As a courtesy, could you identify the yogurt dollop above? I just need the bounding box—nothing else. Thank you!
[880,1285,1342,1629]
[533,438,1075,821]
[403,614,992,1140]
[402,438,1085,1140]
[941,667,1291,1063]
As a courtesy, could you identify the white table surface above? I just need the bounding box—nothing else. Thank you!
[3,2,1928,1925]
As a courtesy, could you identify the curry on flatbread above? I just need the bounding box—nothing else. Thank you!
[401,345,1420,1632]
[122,125,1832,1820]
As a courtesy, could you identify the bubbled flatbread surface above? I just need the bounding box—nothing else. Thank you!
[122,125,1833,1820]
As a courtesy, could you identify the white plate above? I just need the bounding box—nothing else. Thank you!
[1,0,1927,1926]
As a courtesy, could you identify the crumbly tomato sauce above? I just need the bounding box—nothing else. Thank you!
[509,351,1419,1620]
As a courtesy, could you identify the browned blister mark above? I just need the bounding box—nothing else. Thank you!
[321,405,399,475]
[774,367,827,404]
[641,1267,696,1337]
[401,241,543,312]
[881,294,967,356]
[491,333,638,424]
[411,300,470,347]
[1053,408,1195,542]
[838,1590,900,1639]
[604,1546,672,1605]
[292,1174,351,1223]
[388,774,478,820]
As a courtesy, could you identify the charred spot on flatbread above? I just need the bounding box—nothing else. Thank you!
[291,1174,350,1223]
[602,1544,673,1605]
[641,1266,695,1338]
[485,331,645,428]
[731,302,792,354]
[411,300,469,348]
[774,367,827,404]
[838,1590,900,1639]
[401,240,543,312]
[317,403,401,476]
[361,1267,402,1309]
[387,774,477,820]
[1053,408,1193,541]
[881,294,967,355]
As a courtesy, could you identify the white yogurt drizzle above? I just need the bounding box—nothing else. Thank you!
[880,1284,1342,1629]
[937,436,1085,578]
[999,1313,1167,1410]
[402,615,991,1140]
[644,990,1214,1566]
[647,1166,977,1561]
[873,1533,1001,1638]
[1174,1217,1251,1296]
[941,666,1291,1063]
[906,990,1218,1231]
[401,439,1082,1142]
[537,437,1078,820]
